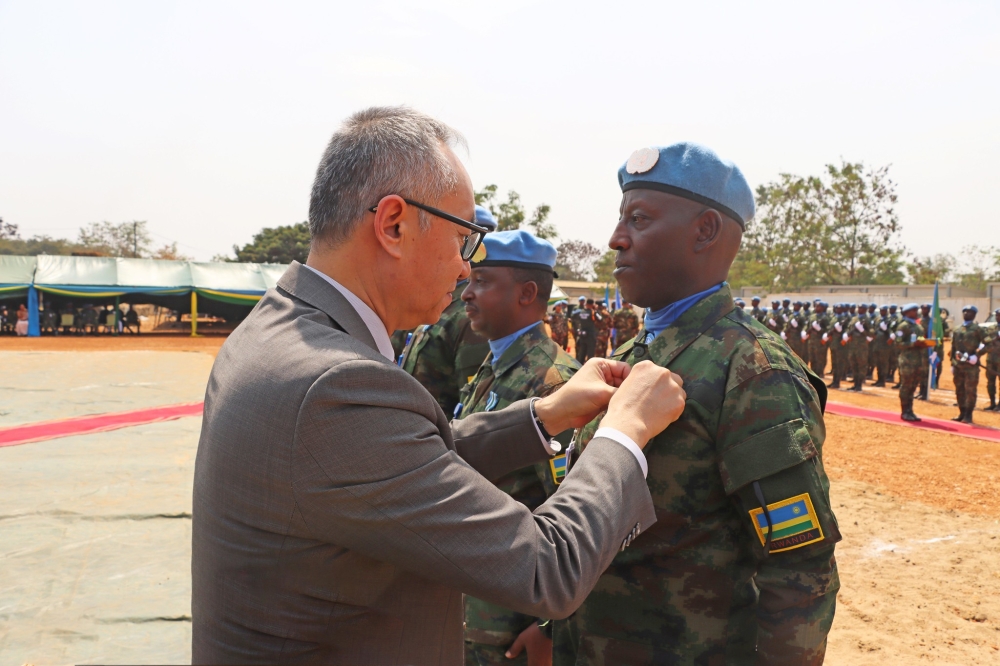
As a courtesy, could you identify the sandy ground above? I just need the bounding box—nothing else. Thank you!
[1,336,999,664]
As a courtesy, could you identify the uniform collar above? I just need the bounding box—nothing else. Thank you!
[643,282,725,341]
[635,283,735,367]
[488,321,548,376]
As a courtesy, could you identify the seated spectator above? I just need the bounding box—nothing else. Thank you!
[124,305,140,334]
[15,304,29,336]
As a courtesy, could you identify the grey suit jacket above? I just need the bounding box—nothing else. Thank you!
[192,262,656,665]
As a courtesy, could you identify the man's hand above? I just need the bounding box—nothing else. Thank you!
[505,623,552,665]
[534,358,631,434]
[599,361,686,448]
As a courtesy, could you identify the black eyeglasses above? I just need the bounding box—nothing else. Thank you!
[368,198,489,261]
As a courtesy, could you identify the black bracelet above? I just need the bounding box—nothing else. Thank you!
[529,398,554,441]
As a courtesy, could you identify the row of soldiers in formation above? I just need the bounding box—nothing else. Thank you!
[546,296,640,363]
[741,296,1000,423]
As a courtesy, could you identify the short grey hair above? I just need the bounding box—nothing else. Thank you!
[308,106,467,246]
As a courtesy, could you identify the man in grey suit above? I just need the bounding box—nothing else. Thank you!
[192,107,686,665]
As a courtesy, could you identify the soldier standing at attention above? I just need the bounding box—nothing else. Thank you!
[548,301,570,351]
[917,303,933,400]
[594,301,613,358]
[950,305,986,424]
[782,298,792,321]
[784,300,808,360]
[561,142,839,664]
[458,229,580,666]
[399,204,497,415]
[984,308,1000,411]
[750,295,765,323]
[765,299,785,336]
[827,304,848,389]
[734,297,746,310]
[570,298,597,363]
[807,301,830,377]
[888,304,902,387]
[847,301,873,392]
[897,303,929,421]
[871,305,892,387]
[611,301,639,349]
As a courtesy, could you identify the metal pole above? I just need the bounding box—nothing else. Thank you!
[190,291,198,337]
[114,295,120,336]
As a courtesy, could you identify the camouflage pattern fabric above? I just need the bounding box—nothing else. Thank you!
[750,305,766,324]
[895,318,927,414]
[549,309,570,350]
[828,312,849,386]
[951,322,986,411]
[870,315,893,384]
[985,328,1000,406]
[847,312,872,389]
[612,306,640,349]
[560,284,840,665]
[390,329,410,362]
[784,309,808,360]
[764,308,785,336]
[807,311,831,377]
[594,308,613,358]
[400,283,490,417]
[459,322,580,666]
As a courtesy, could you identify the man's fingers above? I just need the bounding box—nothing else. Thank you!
[670,371,684,388]
[505,633,525,659]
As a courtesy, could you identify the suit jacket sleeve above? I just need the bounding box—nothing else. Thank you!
[450,399,548,481]
[291,357,656,620]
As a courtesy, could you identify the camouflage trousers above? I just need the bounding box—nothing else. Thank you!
[575,331,596,363]
[871,346,891,383]
[952,365,980,411]
[849,344,869,388]
[899,364,922,413]
[830,345,847,383]
[788,336,807,361]
[808,340,828,377]
[596,334,611,358]
[988,361,999,404]
[888,347,899,382]
[551,331,569,351]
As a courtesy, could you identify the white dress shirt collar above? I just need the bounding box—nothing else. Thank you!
[302,264,395,362]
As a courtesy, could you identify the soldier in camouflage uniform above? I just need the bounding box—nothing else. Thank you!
[548,301,570,351]
[896,304,929,421]
[765,299,785,336]
[827,304,850,389]
[784,300,808,360]
[398,205,497,416]
[570,299,598,363]
[558,143,839,665]
[611,302,639,349]
[594,301,613,358]
[458,230,579,666]
[846,302,873,391]
[984,308,1000,411]
[806,301,830,377]
[887,304,901,386]
[870,305,892,387]
[917,304,932,399]
[950,305,987,424]
[390,328,411,362]
[749,295,765,323]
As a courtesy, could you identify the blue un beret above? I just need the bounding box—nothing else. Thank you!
[472,229,558,275]
[474,205,498,231]
[618,142,755,229]
[963,304,978,313]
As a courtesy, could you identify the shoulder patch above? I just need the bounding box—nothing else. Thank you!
[549,454,568,485]
[749,492,824,553]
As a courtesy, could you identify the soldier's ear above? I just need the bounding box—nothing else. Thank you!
[519,280,539,307]
[692,208,724,253]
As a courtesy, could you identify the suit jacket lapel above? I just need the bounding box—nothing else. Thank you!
[276,261,381,356]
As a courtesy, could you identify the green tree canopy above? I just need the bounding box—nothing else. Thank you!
[730,161,905,290]
[231,221,311,264]
[475,184,557,240]
[555,240,602,281]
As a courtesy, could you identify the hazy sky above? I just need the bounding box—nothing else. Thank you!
[2,0,997,261]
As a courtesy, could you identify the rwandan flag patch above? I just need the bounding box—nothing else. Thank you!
[749,492,824,553]
[549,454,568,485]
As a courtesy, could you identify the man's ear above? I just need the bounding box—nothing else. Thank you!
[518,281,539,307]
[372,195,415,259]
[692,208,724,253]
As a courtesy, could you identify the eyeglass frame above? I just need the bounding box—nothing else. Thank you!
[367,197,489,261]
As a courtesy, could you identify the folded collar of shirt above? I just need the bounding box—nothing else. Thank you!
[489,321,543,365]
[302,264,395,361]
[643,282,725,341]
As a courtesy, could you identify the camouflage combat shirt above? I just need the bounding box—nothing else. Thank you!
[400,282,491,417]
[458,322,580,650]
[563,284,841,665]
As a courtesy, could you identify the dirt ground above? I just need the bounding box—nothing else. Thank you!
[2,335,999,664]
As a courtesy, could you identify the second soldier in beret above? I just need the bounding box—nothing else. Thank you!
[458,229,581,666]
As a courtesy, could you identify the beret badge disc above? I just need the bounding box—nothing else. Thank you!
[471,242,487,263]
[625,147,659,174]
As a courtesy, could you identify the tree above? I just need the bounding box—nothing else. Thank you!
[151,242,192,261]
[0,234,87,256]
[555,240,602,281]
[953,245,1000,291]
[232,221,311,264]
[475,184,557,240]
[0,217,19,240]
[78,220,152,257]
[593,250,617,284]
[906,253,956,285]
[732,161,905,290]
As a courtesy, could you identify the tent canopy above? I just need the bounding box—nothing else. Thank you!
[0,255,37,286]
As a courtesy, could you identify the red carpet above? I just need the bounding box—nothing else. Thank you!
[0,402,204,448]
[826,401,1000,443]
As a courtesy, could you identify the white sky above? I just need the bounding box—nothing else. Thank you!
[1,0,997,261]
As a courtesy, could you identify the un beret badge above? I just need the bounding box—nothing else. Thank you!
[625,147,659,174]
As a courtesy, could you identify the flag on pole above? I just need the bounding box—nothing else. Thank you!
[615,285,621,310]
[929,282,942,389]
